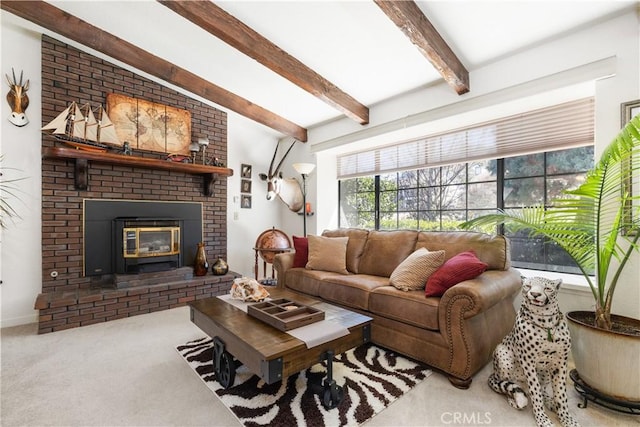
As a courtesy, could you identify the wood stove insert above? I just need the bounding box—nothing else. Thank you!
[83,200,203,279]
[114,218,182,274]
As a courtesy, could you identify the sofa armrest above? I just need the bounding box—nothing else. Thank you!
[438,268,521,320]
[437,267,522,382]
[273,252,295,288]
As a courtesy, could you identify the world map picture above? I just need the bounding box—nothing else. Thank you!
[106,93,191,155]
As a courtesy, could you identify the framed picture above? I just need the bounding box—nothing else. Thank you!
[241,195,252,209]
[241,179,252,194]
[241,164,252,179]
[621,99,640,126]
[621,99,640,236]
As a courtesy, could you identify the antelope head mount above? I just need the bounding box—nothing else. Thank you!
[259,140,303,212]
[5,68,29,127]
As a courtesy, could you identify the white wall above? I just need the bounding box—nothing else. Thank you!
[1,12,43,327]
[591,9,640,319]
[226,114,283,278]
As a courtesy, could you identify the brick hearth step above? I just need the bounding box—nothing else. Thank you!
[35,271,240,334]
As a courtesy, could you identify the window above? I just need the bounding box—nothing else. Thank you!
[337,98,595,274]
[339,145,594,274]
[503,146,594,273]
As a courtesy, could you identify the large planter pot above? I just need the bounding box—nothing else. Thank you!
[567,311,640,403]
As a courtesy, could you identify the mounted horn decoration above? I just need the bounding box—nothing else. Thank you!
[259,140,303,212]
[5,68,29,127]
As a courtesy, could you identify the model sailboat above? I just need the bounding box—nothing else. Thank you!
[41,102,120,152]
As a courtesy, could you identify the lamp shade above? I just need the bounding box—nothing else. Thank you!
[293,162,316,175]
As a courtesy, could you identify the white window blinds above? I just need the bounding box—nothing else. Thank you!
[337,97,594,179]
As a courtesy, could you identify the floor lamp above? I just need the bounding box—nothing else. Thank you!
[293,162,315,236]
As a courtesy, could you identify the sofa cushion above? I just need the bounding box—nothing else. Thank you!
[358,230,418,277]
[317,274,389,311]
[322,228,369,273]
[425,250,488,297]
[369,286,440,330]
[285,268,347,297]
[292,236,308,268]
[306,235,349,274]
[389,248,445,291]
[415,231,510,270]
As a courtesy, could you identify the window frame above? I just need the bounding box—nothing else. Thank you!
[338,146,594,274]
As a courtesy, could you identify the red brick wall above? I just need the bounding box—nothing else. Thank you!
[40,35,228,293]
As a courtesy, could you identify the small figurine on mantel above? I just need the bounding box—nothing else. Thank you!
[122,141,132,156]
[208,157,224,167]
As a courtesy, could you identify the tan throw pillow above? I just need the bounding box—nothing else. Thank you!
[306,235,349,275]
[389,248,445,291]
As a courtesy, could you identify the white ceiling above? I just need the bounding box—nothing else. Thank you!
[47,0,635,135]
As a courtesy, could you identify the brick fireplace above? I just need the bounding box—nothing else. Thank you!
[36,35,236,333]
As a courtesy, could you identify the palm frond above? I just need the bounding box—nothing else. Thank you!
[0,158,26,229]
[461,113,640,327]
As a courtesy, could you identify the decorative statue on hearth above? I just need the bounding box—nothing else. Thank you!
[211,258,229,275]
[193,242,209,276]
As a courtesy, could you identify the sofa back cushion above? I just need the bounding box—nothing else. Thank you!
[358,230,418,277]
[322,228,369,273]
[306,235,349,274]
[389,248,445,291]
[415,231,511,270]
[425,250,488,297]
[292,236,309,268]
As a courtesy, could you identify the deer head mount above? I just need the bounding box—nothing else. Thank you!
[5,68,29,127]
[259,140,303,212]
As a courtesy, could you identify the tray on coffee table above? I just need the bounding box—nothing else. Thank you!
[247,298,324,331]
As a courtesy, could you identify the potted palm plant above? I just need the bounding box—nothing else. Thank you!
[0,156,23,229]
[461,113,640,403]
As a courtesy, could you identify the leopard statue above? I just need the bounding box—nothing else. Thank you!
[489,277,579,427]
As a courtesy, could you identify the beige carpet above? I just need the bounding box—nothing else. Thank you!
[1,306,637,426]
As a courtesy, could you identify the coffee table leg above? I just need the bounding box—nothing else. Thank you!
[213,337,236,389]
[319,350,344,410]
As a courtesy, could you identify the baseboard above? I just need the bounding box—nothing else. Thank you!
[0,313,38,329]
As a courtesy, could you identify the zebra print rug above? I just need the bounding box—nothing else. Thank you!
[177,337,431,427]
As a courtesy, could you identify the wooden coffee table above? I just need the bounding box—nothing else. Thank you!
[188,288,372,409]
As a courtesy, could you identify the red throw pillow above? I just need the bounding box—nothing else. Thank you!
[425,250,488,297]
[292,236,308,268]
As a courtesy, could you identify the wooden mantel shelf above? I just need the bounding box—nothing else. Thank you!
[43,146,234,196]
[43,146,234,175]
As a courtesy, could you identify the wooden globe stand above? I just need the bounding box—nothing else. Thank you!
[253,227,291,285]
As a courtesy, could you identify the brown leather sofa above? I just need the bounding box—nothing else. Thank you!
[273,228,521,388]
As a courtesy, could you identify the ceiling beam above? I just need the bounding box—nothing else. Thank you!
[1,0,308,141]
[374,0,470,95]
[158,0,369,125]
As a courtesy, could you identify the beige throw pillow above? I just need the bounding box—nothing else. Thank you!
[306,235,349,275]
[389,248,445,291]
